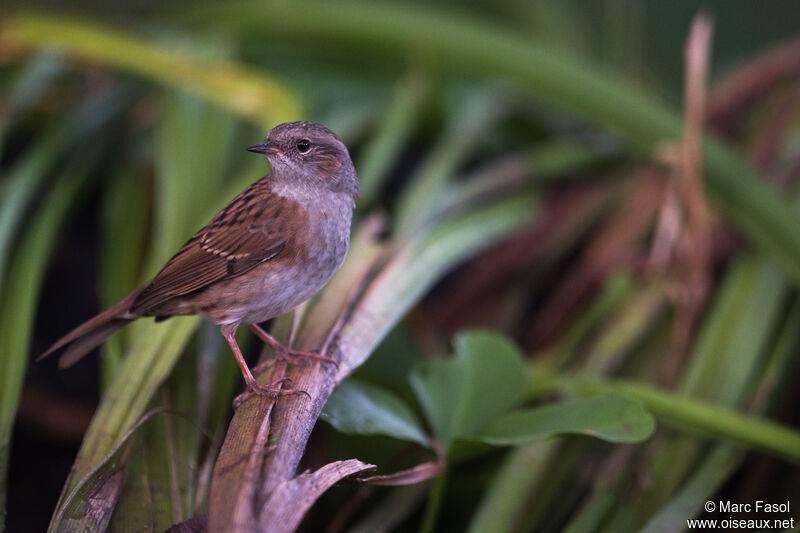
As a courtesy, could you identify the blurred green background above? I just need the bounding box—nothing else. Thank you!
[2,0,799,531]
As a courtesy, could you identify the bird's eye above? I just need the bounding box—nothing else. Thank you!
[296,139,311,153]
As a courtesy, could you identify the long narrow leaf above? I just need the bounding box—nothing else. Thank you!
[0,149,99,527]
[0,88,128,296]
[2,13,300,126]
[544,375,800,463]
[356,71,428,205]
[467,442,558,533]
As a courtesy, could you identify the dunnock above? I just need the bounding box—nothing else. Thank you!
[40,121,359,397]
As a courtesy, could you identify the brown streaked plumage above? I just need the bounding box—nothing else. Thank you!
[40,121,359,399]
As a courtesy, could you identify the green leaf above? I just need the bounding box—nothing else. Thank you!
[98,167,150,386]
[0,150,98,529]
[152,91,236,268]
[396,88,506,235]
[4,13,299,126]
[640,445,739,533]
[467,442,558,533]
[0,87,126,296]
[681,256,788,406]
[51,318,199,530]
[561,491,616,533]
[51,408,174,532]
[472,395,655,445]
[355,325,424,388]
[410,330,529,448]
[110,358,203,531]
[109,391,195,532]
[0,51,64,152]
[320,379,429,447]
[356,71,428,205]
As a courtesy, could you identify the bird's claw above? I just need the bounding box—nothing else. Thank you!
[232,377,311,409]
[252,347,339,373]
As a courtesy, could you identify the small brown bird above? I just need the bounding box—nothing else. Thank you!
[40,121,358,397]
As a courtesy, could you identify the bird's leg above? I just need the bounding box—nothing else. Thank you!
[248,323,337,369]
[221,326,305,406]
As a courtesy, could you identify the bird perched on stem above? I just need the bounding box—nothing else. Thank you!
[40,121,359,400]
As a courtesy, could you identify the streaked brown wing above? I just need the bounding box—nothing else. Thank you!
[131,179,293,314]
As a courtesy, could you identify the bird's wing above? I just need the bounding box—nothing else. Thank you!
[131,179,301,314]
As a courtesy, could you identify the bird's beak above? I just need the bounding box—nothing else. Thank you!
[246,140,283,155]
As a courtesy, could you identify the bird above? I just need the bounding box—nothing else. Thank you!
[39,121,359,398]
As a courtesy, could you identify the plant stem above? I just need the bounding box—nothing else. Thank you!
[420,471,447,533]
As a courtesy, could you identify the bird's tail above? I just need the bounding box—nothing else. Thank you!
[37,289,143,369]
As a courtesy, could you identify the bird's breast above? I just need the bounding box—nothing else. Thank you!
[210,193,353,326]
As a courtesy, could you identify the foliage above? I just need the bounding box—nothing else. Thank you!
[2,1,799,531]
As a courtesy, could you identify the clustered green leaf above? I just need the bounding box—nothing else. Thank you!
[323,331,655,451]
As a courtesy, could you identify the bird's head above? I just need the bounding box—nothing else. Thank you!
[248,121,359,200]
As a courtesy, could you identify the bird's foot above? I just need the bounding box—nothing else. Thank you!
[248,324,339,369]
[251,346,338,374]
[233,377,311,409]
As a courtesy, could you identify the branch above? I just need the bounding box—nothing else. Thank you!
[259,460,376,530]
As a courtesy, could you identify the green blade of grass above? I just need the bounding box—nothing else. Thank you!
[192,324,238,516]
[2,13,300,127]
[562,491,617,533]
[50,408,181,532]
[583,280,667,375]
[0,52,65,152]
[356,71,428,205]
[435,139,619,220]
[0,87,128,297]
[106,435,155,532]
[99,167,150,386]
[613,275,775,528]
[640,445,739,533]
[548,273,636,369]
[109,355,203,531]
[396,88,506,235]
[540,375,800,464]
[681,256,788,406]
[629,255,791,523]
[636,285,800,529]
[0,131,66,298]
[160,356,205,521]
[151,92,236,267]
[0,148,100,528]
[516,440,597,532]
[467,442,558,533]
